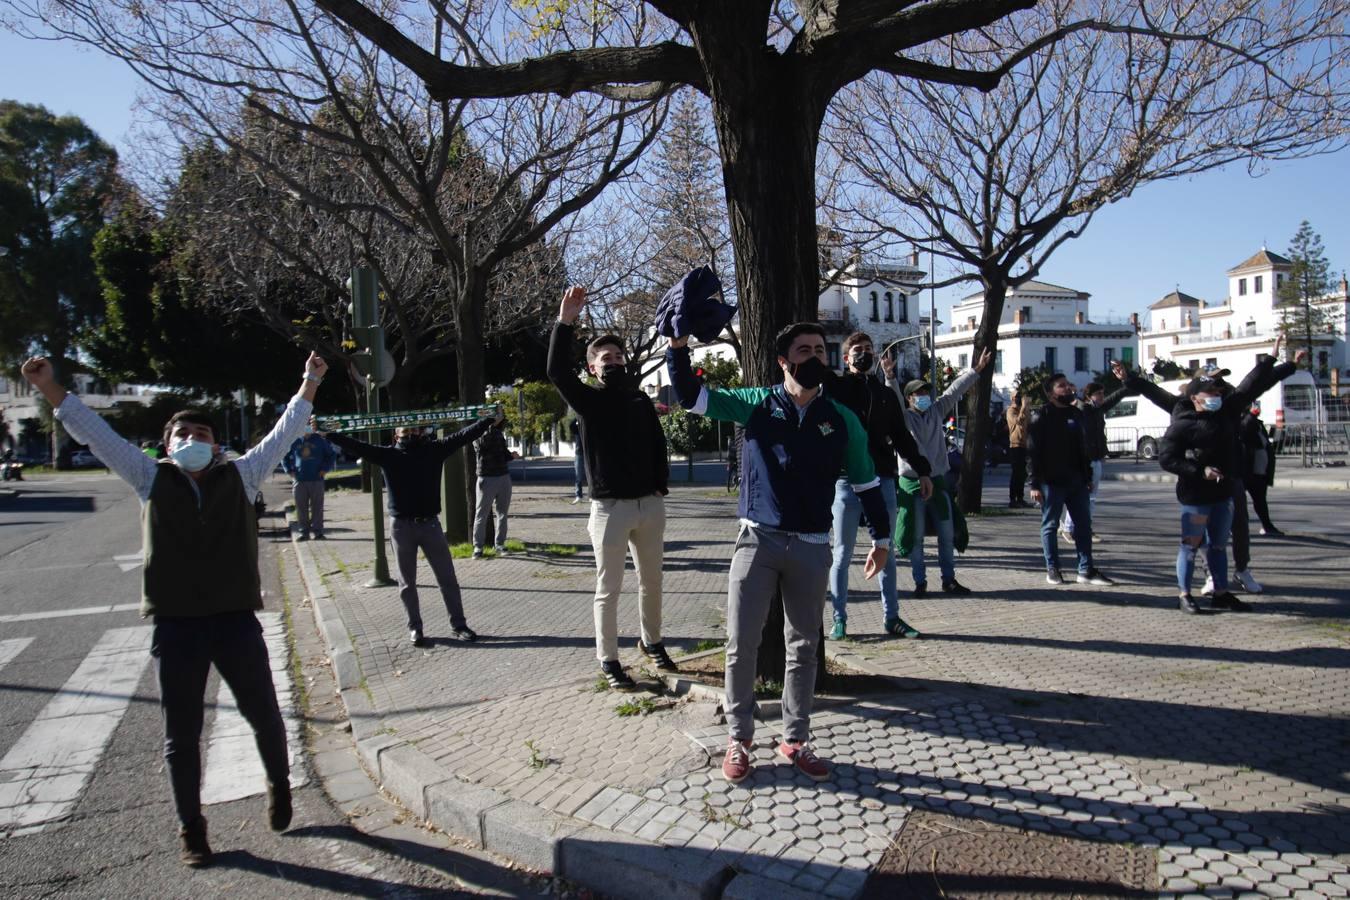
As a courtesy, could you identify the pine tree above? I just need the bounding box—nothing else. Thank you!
[1277,221,1335,375]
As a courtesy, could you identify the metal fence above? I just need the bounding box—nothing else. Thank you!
[1272,423,1350,467]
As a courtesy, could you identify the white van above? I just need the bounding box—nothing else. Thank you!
[1101,370,1318,458]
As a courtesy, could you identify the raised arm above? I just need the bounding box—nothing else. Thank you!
[934,350,989,417]
[436,409,503,458]
[546,286,599,415]
[234,353,327,496]
[25,356,158,499]
[665,339,762,424]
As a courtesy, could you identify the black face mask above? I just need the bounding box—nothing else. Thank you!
[599,363,630,389]
[789,356,827,390]
[850,351,874,374]
[397,432,428,449]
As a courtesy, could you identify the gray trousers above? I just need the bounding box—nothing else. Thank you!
[391,517,467,632]
[293,480,325,536]
[473,474,513,549]
[724,526,832,744]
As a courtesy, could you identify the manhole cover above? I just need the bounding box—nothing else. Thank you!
[863,810,1156,899]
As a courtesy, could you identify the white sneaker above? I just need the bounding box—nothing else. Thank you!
[1059,529,1073,543]
[570,497,582,505]
[1235,569,1264,593]
[1201,575,1215,596]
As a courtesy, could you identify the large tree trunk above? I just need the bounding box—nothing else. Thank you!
[695,31,829,684]
[446,277,488,543]
[957,278,1009,513]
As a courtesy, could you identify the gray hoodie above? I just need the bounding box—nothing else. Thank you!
[886,368,980,478]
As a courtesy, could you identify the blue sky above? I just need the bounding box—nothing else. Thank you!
[3,27,1347,326]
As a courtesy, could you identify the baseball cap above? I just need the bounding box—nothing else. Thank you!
[903,379,932,397]
[1198,363,1231,378]
[1186,376,1225,397]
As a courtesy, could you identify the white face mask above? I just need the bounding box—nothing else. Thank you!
[170,439,214,472]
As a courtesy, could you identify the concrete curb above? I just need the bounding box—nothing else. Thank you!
[0,488,18,501]
[288,517,741,898]
[1101,469,1350,491]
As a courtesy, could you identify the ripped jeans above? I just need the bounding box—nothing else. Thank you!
[1177,500,1233,594]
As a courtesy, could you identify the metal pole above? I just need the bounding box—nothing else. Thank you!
[365,327,395,588]
[929,243,938,387]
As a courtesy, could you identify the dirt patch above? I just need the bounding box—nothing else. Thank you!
[863,810,1157,899]
[674,652,902,696]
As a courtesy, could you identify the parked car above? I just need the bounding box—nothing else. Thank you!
[69,449,102,468]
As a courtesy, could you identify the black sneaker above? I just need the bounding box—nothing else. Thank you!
[639,640,679,672]
[450,626,478,642]
[913,581,927,598]
[1077,568,1115,586]
[600,660,638,691]
[1209,592,1251,612]
[1046,569,1064,585]
[410,628,427,647]
[266,780,292,832]
[1178,593,1202,614]
[942,579,971,595]
[179,817,213,868]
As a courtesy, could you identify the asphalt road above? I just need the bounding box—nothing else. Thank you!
[0,472,518,898]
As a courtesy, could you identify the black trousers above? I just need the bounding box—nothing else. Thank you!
[152,611,288,827]
[1008,447,1027,502]
[1247,479,1276,531]
[1230,478,1250,571]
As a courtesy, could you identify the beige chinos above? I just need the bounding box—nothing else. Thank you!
[587,494,665,662]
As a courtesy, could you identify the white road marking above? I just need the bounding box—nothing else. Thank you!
[0,638,33,672]
[0,603,140,624]
[0,626,152,835]
[114,553,144,573]
[201,612,307,805]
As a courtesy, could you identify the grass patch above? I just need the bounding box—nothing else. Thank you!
[450,539,578,559]
[277,554,309,713]
[590,675,610,693]
[614,696,664,717]
[686,638,726,655]
[755,678,784,698]
[967,506,1020,517]
[699,792,748,828]
[524,739,553,769]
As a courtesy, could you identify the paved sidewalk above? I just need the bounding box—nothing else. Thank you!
[290,479,1350,899]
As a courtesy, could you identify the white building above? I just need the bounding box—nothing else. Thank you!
[934,280,1140,401]
[1140,249,1349,390]
[817,258,928,382]
[1,373,164,455]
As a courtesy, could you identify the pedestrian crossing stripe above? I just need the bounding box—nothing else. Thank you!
[0,626,152,836]
[0,614,306,837]
[201,612,308,804]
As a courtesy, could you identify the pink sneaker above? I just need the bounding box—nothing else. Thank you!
[777,741,830,781]
[722,738,753,784]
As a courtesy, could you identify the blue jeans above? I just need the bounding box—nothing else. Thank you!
[573,450,586,500]
[1178,501,1232,593]
[1040,479,1093,574]
[909,487,956,586]
[1063,459,1102,535]
[828,477,898,623]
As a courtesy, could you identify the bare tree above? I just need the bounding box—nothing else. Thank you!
[824,0,1350,510]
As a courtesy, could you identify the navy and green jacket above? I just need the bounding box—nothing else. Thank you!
[667,346,890,542]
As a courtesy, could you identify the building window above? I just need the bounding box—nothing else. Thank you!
[1276,272,1285,288]
[869,291,879,322]
[1205,357,1217,368]
[827,342,841,370]
[995,350,1004,374]
[1045,347,1057,371]
[1147,344,1156,360]
[1123,347,1135,365]
[884,291,894,322]
[1103,347,1115,370]
[1021,305,1032,323]
[1318,351,1329,377]
[1188,359,1199,371]
[958,353,969,369]
[1238,278,1247,296]
[1074,347,1089,372]
[896,293,908,323]
[1254,275,1263,293]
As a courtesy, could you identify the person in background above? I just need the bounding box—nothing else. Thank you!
[22,351,327,868]
[886,351,991,597]
[1005,393,1031,508]
[472,415,516,557]
[825,334,932,640]
[1061,380,1132,544]
[324,413,502,647]
[283,426,337,540]
[568,416,586,504]
[1241,400,1281,535]
[1027,373,1115,587]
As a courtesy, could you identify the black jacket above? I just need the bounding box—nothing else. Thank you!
[1159,407,1242,505]
[1240,412,1277,486]
[1079,386,1133,461]
[328,417,493,518]
[1128,354,1295,427]
[474,425,512,477]
[547,322,668,499]
[823,369,931,479]
[1025,402,1092,490]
